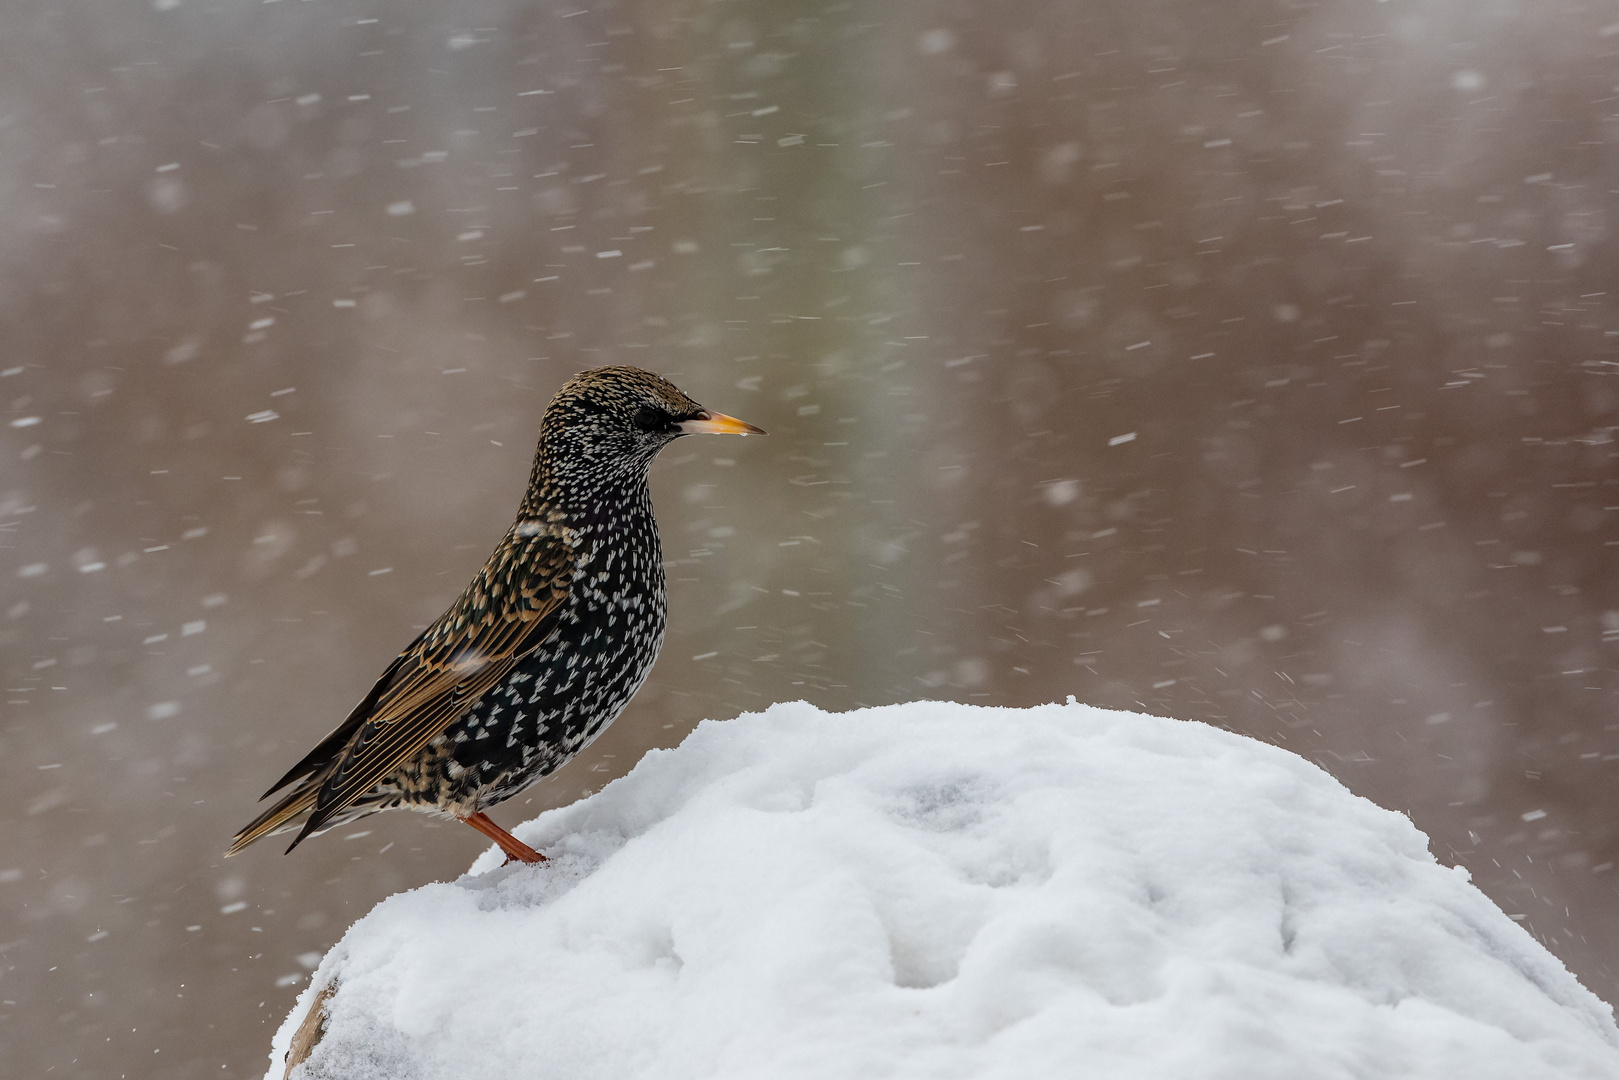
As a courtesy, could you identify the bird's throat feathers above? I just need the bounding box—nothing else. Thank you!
[520,449,657,536]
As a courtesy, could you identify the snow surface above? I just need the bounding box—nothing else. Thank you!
[272,700,1619,1080]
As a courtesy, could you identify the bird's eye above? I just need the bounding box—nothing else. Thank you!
[632,406,665,432]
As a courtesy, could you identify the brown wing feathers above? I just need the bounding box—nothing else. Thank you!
[226,531,573,856]
[258,645,419,800]
[293,610,560,844]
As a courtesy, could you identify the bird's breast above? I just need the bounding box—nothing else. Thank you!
[564,511,665,620]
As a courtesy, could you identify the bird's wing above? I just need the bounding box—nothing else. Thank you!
[293,526,575,843]
[259,644,422,800]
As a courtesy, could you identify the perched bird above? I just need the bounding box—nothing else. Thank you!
[227,366,764,864]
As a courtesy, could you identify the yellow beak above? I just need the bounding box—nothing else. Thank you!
[675,410,767,436]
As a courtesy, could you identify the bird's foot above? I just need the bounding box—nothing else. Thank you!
[462,811,547,865]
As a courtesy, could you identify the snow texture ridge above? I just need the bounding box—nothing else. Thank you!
[271,700,1619,1080]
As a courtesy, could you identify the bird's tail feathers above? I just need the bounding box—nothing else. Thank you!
[225,785,319,857]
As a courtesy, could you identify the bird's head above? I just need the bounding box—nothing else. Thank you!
[537,366,765,486]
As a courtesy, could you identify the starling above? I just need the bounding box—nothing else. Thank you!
[227,366,764,864]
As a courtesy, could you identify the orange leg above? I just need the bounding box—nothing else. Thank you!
[462,811,547,865]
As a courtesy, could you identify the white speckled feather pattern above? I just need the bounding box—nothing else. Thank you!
[227,366,761,857]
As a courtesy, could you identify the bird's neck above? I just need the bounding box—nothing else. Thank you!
[519,456,656,539]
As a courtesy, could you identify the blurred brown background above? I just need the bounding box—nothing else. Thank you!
[3,0,1618,1075]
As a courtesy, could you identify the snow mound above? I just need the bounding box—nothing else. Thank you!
[273,700,1619,1080]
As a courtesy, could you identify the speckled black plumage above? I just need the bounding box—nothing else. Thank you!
[228,367,763,861]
